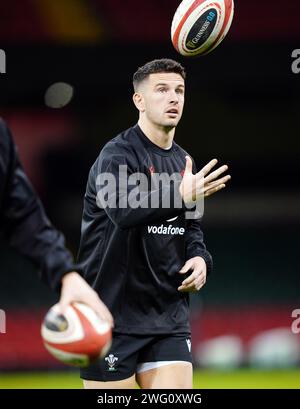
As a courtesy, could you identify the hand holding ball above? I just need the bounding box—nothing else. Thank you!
[41,302,112,367]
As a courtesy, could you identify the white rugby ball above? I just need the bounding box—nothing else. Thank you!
[41,302,112,367]
[171,0,234,56]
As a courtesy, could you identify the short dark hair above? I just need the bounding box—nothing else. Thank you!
[133,58,186,91]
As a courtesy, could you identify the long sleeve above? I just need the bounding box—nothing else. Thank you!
[95,144,187,229]
[184,217,213,275]
[0,119,75,291]
[183,156,213,275]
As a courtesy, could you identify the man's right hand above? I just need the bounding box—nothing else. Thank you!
[58,272,114,328]
[179,156,231,205]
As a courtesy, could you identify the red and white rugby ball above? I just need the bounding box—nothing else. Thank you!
[171,0,234,56]
[41,302,112,367]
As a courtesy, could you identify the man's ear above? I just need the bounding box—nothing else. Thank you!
[133,92,145,112]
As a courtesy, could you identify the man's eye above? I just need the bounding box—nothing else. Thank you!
[158,88,167,92]
[176,89,184,94]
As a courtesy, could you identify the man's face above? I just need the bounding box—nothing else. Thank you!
[138,72,185,128]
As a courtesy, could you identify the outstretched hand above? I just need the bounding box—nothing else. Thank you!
[179,156,231,204]
[58,271,114,327]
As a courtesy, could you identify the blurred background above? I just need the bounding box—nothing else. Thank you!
[0,0,300,388]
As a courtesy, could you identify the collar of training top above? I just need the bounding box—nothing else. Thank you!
[134,124,178,157]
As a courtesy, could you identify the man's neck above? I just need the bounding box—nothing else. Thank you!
[138,119,175,149]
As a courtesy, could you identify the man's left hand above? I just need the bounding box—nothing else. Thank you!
[178,256,207,292]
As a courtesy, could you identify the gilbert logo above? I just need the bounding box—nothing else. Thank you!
[0,50,6,73]
[105,354,118,371]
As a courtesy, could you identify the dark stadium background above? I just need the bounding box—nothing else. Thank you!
[0,0,299,388]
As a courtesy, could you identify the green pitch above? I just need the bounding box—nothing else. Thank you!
[0,369,299,389]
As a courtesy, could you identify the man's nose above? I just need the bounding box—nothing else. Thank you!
[168,90,179,103]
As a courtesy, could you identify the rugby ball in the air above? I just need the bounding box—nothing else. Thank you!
[41,302,112,367]
[171,0,234,56]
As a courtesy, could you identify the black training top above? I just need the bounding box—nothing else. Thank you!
[77,124,213,335]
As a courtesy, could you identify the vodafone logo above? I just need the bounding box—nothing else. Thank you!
[147,225,185,235]
[147,216,185,235]
[166,216,178,222]
[147,216,185,236]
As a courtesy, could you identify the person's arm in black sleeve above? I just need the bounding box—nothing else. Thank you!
[96,145,187,229]
[0,119,75,291]
[177,155,213,293]
[184,217,213,275]
[0,119,114,325]
[177,216,212,292]
[184,156,212,275]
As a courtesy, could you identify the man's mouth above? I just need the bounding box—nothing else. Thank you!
[166,108,179,116]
